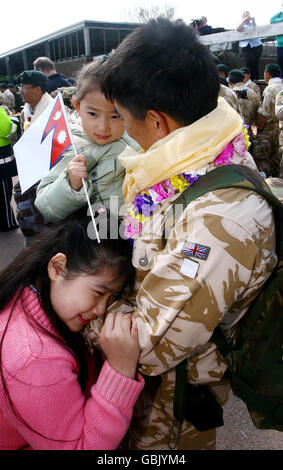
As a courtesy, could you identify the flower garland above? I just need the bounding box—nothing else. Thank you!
[124,126,250,240]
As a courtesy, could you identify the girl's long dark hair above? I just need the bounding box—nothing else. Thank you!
[0,212,135,441]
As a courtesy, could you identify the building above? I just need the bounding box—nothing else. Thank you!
[0,20,139,83]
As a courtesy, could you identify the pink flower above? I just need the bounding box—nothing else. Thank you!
[232,133,246,158]
[214,142,234,166]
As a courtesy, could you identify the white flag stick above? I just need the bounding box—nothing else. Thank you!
[58,93,101,243]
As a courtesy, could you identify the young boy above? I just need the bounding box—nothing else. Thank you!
[85,18,277,450]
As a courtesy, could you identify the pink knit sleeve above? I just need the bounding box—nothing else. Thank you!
[3,356,144,450]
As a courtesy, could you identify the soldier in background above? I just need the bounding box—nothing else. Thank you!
[0,84,15,113]
[253,63,283,177]
[218,83,243,118]
[275,89,283,177]
[240,66,261,99]
[228,69,260,152]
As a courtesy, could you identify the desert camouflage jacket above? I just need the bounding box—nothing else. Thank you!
[85,150,277,387]
[275,89,283,130]
[230,82,260,127]
[258,78,283,130]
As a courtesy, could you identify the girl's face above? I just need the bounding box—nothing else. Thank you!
[48,253,125,332]
[74,89,125,145]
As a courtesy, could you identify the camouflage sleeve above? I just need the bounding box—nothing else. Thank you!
[133,189,275,377]
[258,87,276,121]
[275,90,283,121]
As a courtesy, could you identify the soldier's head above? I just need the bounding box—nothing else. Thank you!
[33,57,56,77]
[216,64,229,79]
[0,83,7,93]
[264,63,281,84]
[240,67,251,83]
[228,70,245,87]
[17,70,48,107]
[100,17,220,151]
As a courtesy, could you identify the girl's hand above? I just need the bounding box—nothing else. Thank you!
[99,312,140,379]
[68,154,88,191]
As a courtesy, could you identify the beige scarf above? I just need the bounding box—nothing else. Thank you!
[119,98,243,203]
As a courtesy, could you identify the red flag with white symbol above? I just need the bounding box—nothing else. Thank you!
[41,93,72,169]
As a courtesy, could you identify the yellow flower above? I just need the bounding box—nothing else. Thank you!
[170,175,190,193]
[242,126,251,150]
[128,208,149,224]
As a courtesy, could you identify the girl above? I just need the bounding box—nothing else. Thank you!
[0,216,144,450]
[35,57,140,224]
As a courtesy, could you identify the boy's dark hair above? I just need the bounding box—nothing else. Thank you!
[101,17,220,126]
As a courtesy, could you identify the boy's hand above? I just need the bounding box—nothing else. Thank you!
[68,154,88,191]
[99,312,140,379]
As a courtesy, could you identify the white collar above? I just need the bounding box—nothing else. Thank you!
[269,77,282,86]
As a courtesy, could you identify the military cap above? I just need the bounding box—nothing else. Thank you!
[7,83,15,88]
[228,69,245,84]
[265,63,281,77]
[240,67,251,75]
[17,70,47,86]
[216,64,229,76]
[0,83,7,88]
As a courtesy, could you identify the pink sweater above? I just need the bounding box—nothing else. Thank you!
[0,288,144,450]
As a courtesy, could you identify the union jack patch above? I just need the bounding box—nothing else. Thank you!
[181,240,211,261]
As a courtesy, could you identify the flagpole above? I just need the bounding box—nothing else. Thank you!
[57,93,101,243]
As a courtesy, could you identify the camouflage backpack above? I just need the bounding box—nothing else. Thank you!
[171,164,283,443]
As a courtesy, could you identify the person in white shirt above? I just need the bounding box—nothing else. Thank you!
[237,11,263,80]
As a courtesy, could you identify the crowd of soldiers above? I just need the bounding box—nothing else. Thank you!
[217,63,283,178]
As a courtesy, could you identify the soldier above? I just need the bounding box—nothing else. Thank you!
[240,66,261,100]
[84,19,276,450]
[216,64,229,87]
[0,84,14,113]
[218,83,243,118]
[275,89,283,177]
[228,69,260,151]
[253,63,283,177]
[18,70,53,132]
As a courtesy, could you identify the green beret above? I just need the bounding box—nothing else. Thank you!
[265,63,281,77]
[240,67,251,75]
[17,70,47,86]
[0,83,7,88]
[216,64,229,76]
[228,69,245,84]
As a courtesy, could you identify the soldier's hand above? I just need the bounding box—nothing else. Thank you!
[68,154,88,191]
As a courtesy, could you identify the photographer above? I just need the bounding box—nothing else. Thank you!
[191,16,213,35]
[236,11,263,80]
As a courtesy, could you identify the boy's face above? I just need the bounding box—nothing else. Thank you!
[115,103,159,151]
[73,90,125,146]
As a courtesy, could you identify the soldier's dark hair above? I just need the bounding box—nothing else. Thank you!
[33,56,55,72]
[101,17,220,126]
[74,56,109,103]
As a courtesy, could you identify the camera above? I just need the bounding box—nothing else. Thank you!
[235,89,248,99]
[191,18,202,28]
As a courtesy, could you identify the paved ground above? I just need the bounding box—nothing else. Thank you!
[0,200,282,450]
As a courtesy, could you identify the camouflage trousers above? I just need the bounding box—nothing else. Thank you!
[252,127,280,177]
[128,369,230,450]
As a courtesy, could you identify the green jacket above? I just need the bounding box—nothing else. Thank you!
[0,107,16,147]
[35,124,139,222]
[270,12,283,47]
